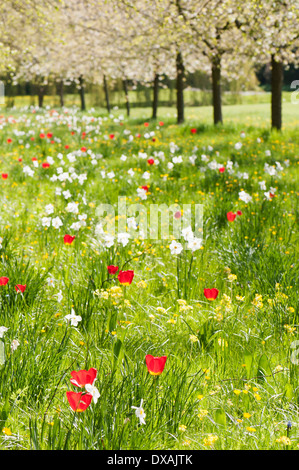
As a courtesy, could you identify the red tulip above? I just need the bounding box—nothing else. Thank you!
[159,121,164,126]
[237,210,242,216]
[64,234,75,245]
[66,391,92,412]
[47,132,53,139]
[204,288,219,301]
[7,138,12,144]
[0,277,9,286]
[1,174,8,179]
[107,265,119,275]
[15,284,26,293]
[81,147,87,152]
[42,162,50,168]
[144,122,149,127]
[109,134,115,140]
[227,212,237,222]
[70,368,97,388]
[219,167,225,173]
[147,158,155,165]
[141,185,149,192]
[190,128,197,134]
[118,270,134,286]
[65,145,70,149]
[145,355,167,376]
[39,133,45,139]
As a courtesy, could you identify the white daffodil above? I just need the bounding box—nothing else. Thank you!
[65,309,82,327]
[131,399,146,425]
[169,240,183,255]
[85,383,100,404]
[0,326,9,338]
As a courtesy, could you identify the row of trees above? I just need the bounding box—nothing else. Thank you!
[0,0,298,129]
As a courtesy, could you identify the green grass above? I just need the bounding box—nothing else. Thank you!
[0,102,298,450]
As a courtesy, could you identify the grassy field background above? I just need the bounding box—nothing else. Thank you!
[0,98,298,450]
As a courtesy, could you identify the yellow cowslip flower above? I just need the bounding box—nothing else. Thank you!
[136,280,147,289]
[179,424,187,432]
[197,394,204,401]
[246,427,256,433]
[203,434,218,447]
[177,299,187,306]
[228,274,237,281]
[156,307,167,314]
[284,324,296,335]
[2,427,12,436]
[243,413,251,419]
[179,304,193,312]
[198,409,208,420]
[254,393,261,401]
[189,334,198,343]
[234,389,242,396]
[276,436,291,446]
[182,439,191,446]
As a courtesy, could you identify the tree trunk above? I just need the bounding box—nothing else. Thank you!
[123,78,130,116]
[176,51,185,124]
[37,84,45,108]
[152,73,159,119]
[211,56,223,125]
[271,55,283,130]
[79,75,86,111]
[58,80,64,107]
[103,75,110,113]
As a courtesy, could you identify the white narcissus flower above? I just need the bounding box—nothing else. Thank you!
[131,399,146,425]
[169,240,183,255]
[187,237,202,253]
[52,216,63,229]
[41,217,51,227]
[66,202,79,214]
[127,217,138,230]
[117,232,130,247]
[181,226,194,241]
[85,383,100,404]
[0,326,9,338]
[65,309,82,327]
[137,187,147,200]
[258,181,267,191]
[45,204,54,215]
[238,191,252,204]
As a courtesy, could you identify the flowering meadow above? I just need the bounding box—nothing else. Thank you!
[0,105,298,450]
